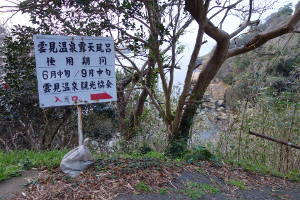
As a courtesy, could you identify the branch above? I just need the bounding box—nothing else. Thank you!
[206,19,230,42]
[4,0,21,5]
[227,6,300,58]
[0,5,19,9]
[144,86,167,122]
[145,1,172,120]
[139,14,190,73]
[228,0,257,38]
[117,49,142,75]
[132,15,150,29]
[172,25,205,133]
[3,10,19,24]
[185,0,206,28]
[110,24,147,44]
[161,17,193,54]
[209,0,242,21]
[219,7,230,30]
[247,0,254,23]
[168,0,182,97]
[229,19,259,38]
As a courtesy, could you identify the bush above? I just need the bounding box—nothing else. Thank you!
[166,138,188,158]
[222,73,235,85]
[274,57,300,77]
[139,145,152,154]
[183,146,216,164]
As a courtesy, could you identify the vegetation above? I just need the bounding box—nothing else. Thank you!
[0,27,77,150]
[183,146,216,164]
[0,1,299,194]
[0,0,298,157]
[227,179,247,190]
[159,188,169,195]
[205,3,300,178]
[0,149,68,181]
[180,181,219,200]
[135,181,152,192]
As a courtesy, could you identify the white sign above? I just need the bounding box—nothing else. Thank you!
[33,35,116,108]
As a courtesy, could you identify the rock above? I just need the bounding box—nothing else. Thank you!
[216,100,224,106]
[107,132,121,152]
[90,140,99,149]
[216,107,225,112]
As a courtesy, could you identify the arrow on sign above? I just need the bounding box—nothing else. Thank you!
[55,96,62,102]
[90,93,112,100]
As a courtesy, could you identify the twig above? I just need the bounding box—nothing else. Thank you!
[4,10,19,24]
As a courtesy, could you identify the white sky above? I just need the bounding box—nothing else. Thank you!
[0,0,299,85]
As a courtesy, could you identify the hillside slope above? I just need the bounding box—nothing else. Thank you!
[216,4,300,107]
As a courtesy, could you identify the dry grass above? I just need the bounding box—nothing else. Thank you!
[12,158,300,200]
[13,158,181,200]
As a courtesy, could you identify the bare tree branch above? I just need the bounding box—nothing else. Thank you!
[229,19,259,38]
[3,10,19,24]
[144,86,167,121]
[116,49,142,75]
[209,0,242,21]
[227,6,300,58]
[167,0,183,98]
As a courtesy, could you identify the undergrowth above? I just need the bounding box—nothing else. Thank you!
[227,179,247,190]
[2,147,300,184]
[180,181,219,200]
[0,149,68,181]
[135,181,152,192]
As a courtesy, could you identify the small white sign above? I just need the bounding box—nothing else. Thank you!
[33,35,116,108]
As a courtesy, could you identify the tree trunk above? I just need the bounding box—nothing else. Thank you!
[168,19,230,155]
[117,73,140,137]
[126,58,155,140]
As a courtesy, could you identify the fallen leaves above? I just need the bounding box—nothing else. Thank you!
[12,158,300,200]
[13,158,181,200]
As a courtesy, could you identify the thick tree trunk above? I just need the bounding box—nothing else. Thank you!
[168,38,229,154]
[176,33,229,141]
[168,11,230,155]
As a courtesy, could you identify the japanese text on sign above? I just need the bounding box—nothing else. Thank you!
[33,35,116,108]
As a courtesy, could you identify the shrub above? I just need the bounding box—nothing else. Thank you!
[183,146,216,164]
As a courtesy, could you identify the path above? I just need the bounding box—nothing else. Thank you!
[0,170,39,200]
[118,170,300,199]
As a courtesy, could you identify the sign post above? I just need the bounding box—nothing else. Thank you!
[33,35,116,146]
[77,105,83,146]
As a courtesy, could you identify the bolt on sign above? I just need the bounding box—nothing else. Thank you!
[33,35,116,107]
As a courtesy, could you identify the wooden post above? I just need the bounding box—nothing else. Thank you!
[77,105,83,146]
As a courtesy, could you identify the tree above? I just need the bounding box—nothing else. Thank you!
[168,0,300,155]
[0,26,75,150]
[0,0,192,143]
[1,0,300,155]
[0,23,8,79]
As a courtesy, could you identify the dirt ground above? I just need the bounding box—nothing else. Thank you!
[0,170,39,200]
[1,159,300,200]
